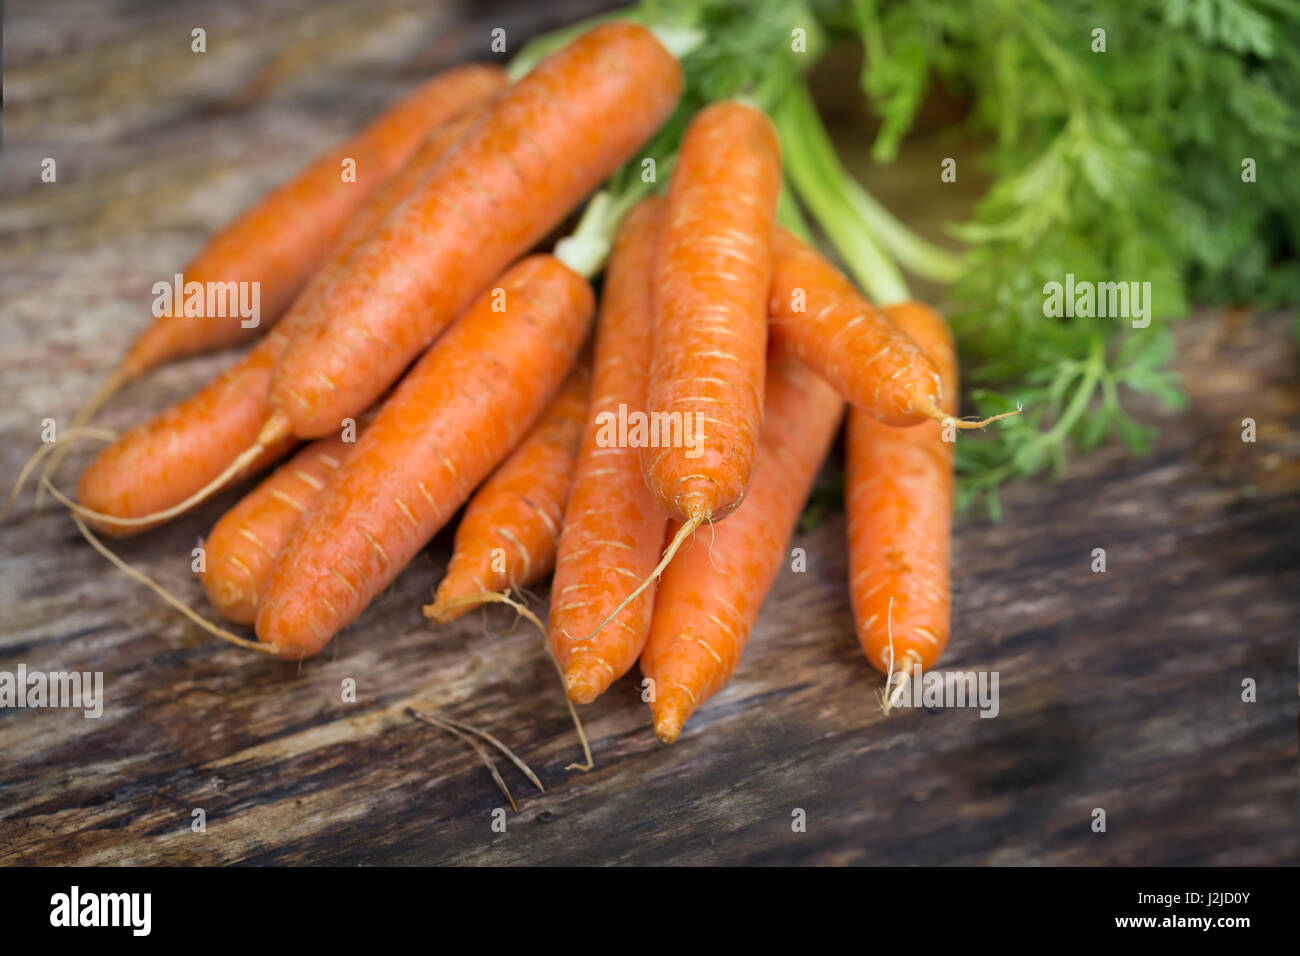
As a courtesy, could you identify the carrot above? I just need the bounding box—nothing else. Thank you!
[255,255,594,658]
[640,351,843,743]
[61,23,678,535]
[846,301,958,696]
[69,343,299,538]
[548,197,667,704]
[265,22,682,440]
[424,359,591,622]
[259,108,481,360]
[61,64,506,434]
[581,100,781,642]
[62,107,488,535]
[768,227,1016,430]
[643,100,780,526]
[250,107,485,357]
[201,427,361,624]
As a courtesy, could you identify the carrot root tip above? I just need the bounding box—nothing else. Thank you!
[421,602,455,623]
[649,684,693,744]
[653,713,683,745]
[63,502,272,655]
[36,366,133,506]
[422,592,487,623]
[923,401,1023,431]
[422,590,595,774]
[2,427,117,522]
[562,659,608,705]
[881,669,911,716]
[410,709,519,811]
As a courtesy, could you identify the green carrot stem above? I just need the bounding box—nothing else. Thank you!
[776,81,910,305]
[841,176,964,282]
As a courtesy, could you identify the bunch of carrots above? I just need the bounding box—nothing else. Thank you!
[15,22,1014,751]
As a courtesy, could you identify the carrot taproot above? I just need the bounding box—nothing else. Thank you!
[201,427,361,624]
[846,301,958,689]
[640,351,843,743]
[265,22,682,440]
[63,64,507,431]
[548,197,667,704]
[580,101,781,643]
[63,509,277,656]
[424,359,591,622]
[642,100,781,526]
[64,107,488,535]
[768,227,1015,431]
[256,255,594,658]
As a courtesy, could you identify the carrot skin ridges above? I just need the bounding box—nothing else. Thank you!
[201,431,356,624]
[768,227,944,426]
[549,198,668,704]
[120,63,506,376]
[641,353,843,743]
[847,301,957,674]
[427,359,592,621]
[256,256,595,658]
[270,22,683,438]
[74,108,487,535]
[643,101,781,523]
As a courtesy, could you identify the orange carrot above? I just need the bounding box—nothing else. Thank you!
[201,428,360,624]
[66,107,487,535]
[68,24,676,536]
[68,64,506,426]
[768,227,1014,431]
[72,343,299,538]
[247,107,484,362]
[642,100,781,527]
[261,109,481,358]
[548,197,667,704]
[579,101,780,643]
[425,359,591,621]
[846,301,958,687]
[266,22,682,440]
[256,256,594,658]
[640,351,843,743]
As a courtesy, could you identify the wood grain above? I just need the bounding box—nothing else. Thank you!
[1,0,1296,866]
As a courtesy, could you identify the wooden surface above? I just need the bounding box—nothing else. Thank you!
[2,1,1297,866]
